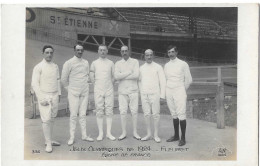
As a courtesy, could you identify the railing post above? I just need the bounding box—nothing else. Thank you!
[30,89,37,119]
[216,67,225,129]
[128,38,131,54]
[217,67,221,82]
[102,36,105,45]
[188,101,193,118]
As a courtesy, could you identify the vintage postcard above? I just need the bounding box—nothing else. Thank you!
[1,3,259,166]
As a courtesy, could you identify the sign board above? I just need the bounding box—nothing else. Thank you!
[26,8,130,37]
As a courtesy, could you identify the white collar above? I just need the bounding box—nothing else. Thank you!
[170,57,178,63]
[145,61,154,65]
[122,57,131,62]
[73,55,82,61]
[99,57,107,61]
[42,58,53,64]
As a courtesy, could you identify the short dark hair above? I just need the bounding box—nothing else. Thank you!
[42,45,54,53]
[74,44,83,50]
[98,44,108,49]
[167,45,178,53]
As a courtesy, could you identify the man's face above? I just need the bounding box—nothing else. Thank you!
[98,46,108,58]
[43,48,54,62]
[167,48,178,60]
[74,45,84,58]
[120,46,129,60]
[144,50,153,64]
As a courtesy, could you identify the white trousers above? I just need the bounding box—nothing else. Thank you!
[140,93,160,120]
[68,91,89,138]
[38,91,59,123]
[38,91,59,144]
[118,93,138,115]
[94,88,114,117]
[166,86,187,120]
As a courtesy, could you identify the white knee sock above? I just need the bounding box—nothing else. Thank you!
[120,114,127,136]
[42,122,51,144]
[96,116,104,139]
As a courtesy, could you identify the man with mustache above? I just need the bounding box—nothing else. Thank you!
[90,44,116,141]
[61,44,94,146]
[139,49,166,143]
[164,45,192,146]
[114,45,141,141]
[31,45,61,153]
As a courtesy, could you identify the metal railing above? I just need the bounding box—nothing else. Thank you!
[190,65,237,129]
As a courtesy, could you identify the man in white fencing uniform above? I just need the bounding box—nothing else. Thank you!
[31,45,61,153]
[164,45,192,146]
[90,44,115,141]
[114,45,141,141]
[139,49,166,143]
[61,44,94,146]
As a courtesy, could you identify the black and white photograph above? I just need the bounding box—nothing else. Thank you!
[23,6,238,160]
[1,3,259,166]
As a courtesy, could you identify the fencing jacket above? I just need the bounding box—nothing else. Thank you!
[164,57,192,90]
[139,62,166,99]
[90,57,114,92]
[31,59,61,100]
[61,56,90,96]
[114,57,139,95]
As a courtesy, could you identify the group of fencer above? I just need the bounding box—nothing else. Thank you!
[31,43,192,153]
